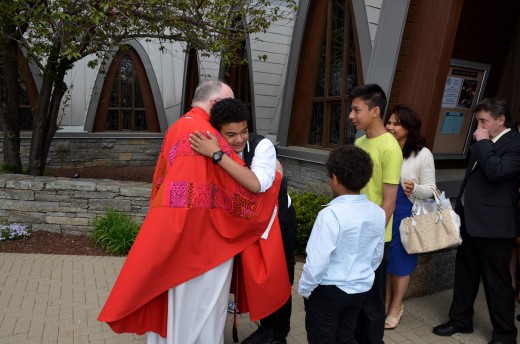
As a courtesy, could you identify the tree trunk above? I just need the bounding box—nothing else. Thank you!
[28,63,67,176]
[0,33,22,173]
[41,80,67,170]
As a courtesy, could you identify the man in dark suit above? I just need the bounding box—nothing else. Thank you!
[433,97,520,344]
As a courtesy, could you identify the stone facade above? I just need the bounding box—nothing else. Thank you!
[0,174,150,235]
[0,137,163,169]
[280,157,332,194]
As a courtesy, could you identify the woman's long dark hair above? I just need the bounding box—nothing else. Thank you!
[385,105,426,159]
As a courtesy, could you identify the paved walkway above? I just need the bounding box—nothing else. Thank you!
[0,253,518,343]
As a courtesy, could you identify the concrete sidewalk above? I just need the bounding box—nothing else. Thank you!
[0,253,518,344]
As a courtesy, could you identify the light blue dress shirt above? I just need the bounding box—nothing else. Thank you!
[298,194,385,298]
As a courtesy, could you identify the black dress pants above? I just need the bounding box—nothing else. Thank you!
[305,285,368,344]
[354,255,386,344]
[449,216,517,344]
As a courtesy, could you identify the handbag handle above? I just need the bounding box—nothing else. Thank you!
[410,185,446,227]
[411,185,442,216]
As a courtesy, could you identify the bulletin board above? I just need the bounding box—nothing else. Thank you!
[432,59,490,159]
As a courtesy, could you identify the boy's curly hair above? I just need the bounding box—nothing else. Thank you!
[325,145,373,192]
[209,98,249,131]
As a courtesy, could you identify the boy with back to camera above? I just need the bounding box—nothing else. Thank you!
[298,145,386,344]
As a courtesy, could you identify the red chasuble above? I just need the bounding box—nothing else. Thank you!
[98,107,291,337]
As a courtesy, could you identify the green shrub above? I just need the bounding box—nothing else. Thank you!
[90,208,140,255]
[290,191,333,255]
[0,164,15,174]
[0,164,29,175]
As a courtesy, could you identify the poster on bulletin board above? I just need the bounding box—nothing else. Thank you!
[433,59,491,159]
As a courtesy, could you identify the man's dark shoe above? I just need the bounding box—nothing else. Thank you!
[241,325,274,344]
[433,321,474,336]
[488,340,507,344]
[271,340,287,344]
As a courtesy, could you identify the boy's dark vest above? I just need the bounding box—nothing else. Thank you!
[243,134,290,213]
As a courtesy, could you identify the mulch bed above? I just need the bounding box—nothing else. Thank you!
[0,230,116,256]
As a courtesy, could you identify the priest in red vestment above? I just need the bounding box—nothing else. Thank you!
[98,80,291,342]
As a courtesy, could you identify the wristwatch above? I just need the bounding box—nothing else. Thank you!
[212,150,224,164]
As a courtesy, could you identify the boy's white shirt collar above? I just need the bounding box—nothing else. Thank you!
[238,140,250,160]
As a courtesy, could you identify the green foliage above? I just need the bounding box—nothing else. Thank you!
[2,0,297,70]
[290,191,333,255]
[0,164,15,174]
[0,164,29,174]
[90,208,140,255]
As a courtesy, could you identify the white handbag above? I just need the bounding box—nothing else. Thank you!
[399,187,462,254]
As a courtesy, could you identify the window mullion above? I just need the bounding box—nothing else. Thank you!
[131,64,136,131]
[323,1,333,146]
[117,67,122,131]
[340,3,350,145]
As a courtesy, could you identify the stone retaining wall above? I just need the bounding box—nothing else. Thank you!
[0,174,151,235]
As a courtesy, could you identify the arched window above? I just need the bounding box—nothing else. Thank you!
[93,47,160,132]
[287,0,359,148]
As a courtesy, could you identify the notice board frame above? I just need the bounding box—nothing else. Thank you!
[432,59,491,159]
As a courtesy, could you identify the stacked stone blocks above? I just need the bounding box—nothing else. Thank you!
[0,174,150,235]
[0,137,163,169]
